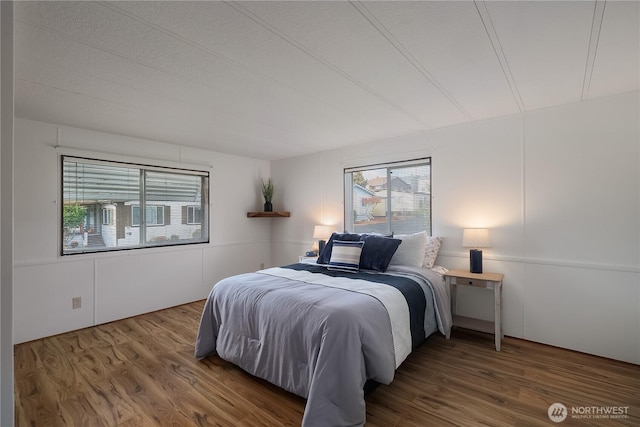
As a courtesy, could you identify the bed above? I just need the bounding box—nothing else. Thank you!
[195,232,452,427]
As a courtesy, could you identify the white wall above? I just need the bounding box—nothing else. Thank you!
[13,118,273,343]
[0,2,14,425]
[12,91,640,365]
[271,91,640,364]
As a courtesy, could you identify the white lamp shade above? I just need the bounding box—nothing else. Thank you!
[462,228,491,248]
[313,225,331,240]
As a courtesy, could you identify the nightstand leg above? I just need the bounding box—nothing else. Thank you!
[494,283,501,351]
[451,284,457,317]
[446,277,455,339]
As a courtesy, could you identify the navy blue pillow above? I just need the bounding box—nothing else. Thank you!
[358,234,402,272]
[317,232,361,264]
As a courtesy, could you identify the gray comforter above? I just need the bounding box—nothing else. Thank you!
[194,264,451,426]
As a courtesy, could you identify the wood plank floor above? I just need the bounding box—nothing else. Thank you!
[14,300,639,426]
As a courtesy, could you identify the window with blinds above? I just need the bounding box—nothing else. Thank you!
[344,158,432,236]
[61,156,209,255]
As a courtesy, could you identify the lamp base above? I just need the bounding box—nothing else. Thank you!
[318,240,326,255]
[470,249,483,273]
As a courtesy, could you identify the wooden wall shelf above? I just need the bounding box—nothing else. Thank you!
[247,211,291,218]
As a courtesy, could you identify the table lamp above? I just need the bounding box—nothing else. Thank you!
[462,228,491,273]
[313,225,331,254]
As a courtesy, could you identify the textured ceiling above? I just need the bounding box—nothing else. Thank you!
[14,1,640,160]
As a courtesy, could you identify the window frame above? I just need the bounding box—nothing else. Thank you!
[344,157,432,236]
[61,155,210,256]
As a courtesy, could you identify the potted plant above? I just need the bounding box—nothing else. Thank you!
[262,179,274,212]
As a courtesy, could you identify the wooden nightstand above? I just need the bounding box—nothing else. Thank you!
[445,269,505,351]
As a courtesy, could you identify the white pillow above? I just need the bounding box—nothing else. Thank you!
[423,236,443,268]
[389,231,427,268]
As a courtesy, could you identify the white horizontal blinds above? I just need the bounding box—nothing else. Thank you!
[345,158,431,236]
[62,156,209,255]
[63,160,140,204]
[145,171,203,203]
[62,156,209,176]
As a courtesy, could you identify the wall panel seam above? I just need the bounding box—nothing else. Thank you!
[438,252,639,273]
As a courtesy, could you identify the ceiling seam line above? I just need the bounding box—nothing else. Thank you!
[224,0,430,128]
[17,17,384,139]
[16,18,178,80]
[15,17,248,107]
[17,77,309,152]
[17,78,146,111]
[581,0,606,101]
[15,20,265,132]
[95,1,393,136]
[17,56,323,147]
[224,0,428,126]
[350,1,475,122]
[16,52,285,129]
[474,0,525,112]
[96,2,267,83]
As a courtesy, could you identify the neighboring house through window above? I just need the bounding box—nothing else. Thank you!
[62,156,209,255]
[132,205,166,226]
[344,158,432,235]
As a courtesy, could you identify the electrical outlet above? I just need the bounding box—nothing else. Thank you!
[72,297,81,309]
